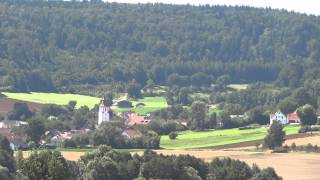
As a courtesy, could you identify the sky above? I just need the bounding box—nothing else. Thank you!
[105,0,320,16]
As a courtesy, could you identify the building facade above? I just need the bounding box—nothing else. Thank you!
[270,111,288,125]
[98,97,111,125]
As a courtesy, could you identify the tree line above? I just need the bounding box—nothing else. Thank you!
[0,139,282,180]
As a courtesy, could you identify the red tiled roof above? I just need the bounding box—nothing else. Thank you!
[127,113,150,126]
[287,112,300,123]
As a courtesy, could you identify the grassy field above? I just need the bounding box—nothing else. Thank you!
[2,92,100,109]
[113,96,168,115]
[160,125,300,150]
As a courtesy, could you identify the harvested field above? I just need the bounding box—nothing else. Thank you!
[21,151,86,161]
[0,98,43,115]
[57,149,320,180]
[61,151,86,161]
[285,134,320,146]
[136,150,320,180]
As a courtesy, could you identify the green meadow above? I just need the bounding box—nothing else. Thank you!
[2,92,168,114]
[2,92,100,109]
[160,125,300,150]
[113,96,168,115]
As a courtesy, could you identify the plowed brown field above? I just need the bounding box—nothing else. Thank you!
[0,98,43,115]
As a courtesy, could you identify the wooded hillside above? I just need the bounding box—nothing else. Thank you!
[0,0,319,93]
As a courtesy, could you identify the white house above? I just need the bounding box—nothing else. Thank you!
[0,120,28,129]
[270,111,288,125]
[98,97,111,125]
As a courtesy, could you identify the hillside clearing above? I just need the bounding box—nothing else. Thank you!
[160,125,300,150]
[0,98,43,115]
[2,92,100,109]
[113,96,168,115]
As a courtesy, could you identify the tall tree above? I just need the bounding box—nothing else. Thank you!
[189,102,207,130]
[264,121,285,149]
[297,104,317,125]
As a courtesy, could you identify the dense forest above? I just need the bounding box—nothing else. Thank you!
[0,0,319,94]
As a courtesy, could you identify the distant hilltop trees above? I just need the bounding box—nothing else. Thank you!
[0,0,319,94]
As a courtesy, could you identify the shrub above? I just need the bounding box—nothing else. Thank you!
[305,143,314,152]
[272,147,288,153]
[117,100,133,108]
[63,139,77,148]
[135,103,146,108]
[299,126,311,133]
[169,132,178,140]
[291,142,296,151]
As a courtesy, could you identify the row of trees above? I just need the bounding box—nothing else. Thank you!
[0,139,282,180]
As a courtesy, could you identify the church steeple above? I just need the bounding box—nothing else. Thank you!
[98,97,110,125]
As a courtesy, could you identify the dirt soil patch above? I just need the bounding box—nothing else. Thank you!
[61,151,86,161]
[0,98,43,115]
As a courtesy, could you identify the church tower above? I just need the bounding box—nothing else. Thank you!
[98,97,110,125]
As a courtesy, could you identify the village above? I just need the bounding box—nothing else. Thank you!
[0,95,319,151]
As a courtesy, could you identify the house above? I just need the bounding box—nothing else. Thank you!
[0,128,26,150]
[230,115,245,119]
[126,113,150,126]
[98,97,112,125]
[270,111,288,125]
[49,132,73,147]
[287,111,300,124]
[0,120,28,129]
[122,129,143,138]
[230,114,247,121]
[43,129,90,147]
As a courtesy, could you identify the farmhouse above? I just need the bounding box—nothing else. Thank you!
[287,111,300,123]
[126,113,150,126]
[270,111,288,125]
[0,128,26,150]
[42,129,90,147]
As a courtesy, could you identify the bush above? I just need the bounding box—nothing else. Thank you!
[117,100,133,108]
[299,126,312,133]
[272,147,288,153]
[169,132,178,140]
[63,139,77,148]
[299,125,320,133]
[135,103,146,108]
[291,142,296,151]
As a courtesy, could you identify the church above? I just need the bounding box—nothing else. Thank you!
[98,97,112,125]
